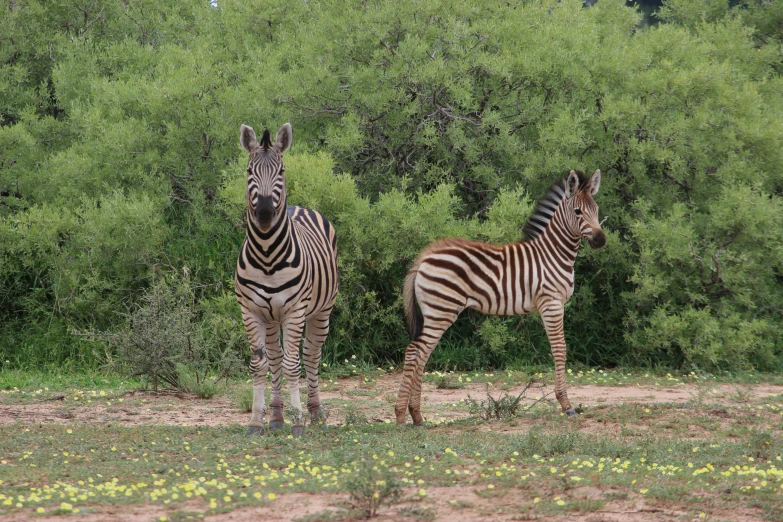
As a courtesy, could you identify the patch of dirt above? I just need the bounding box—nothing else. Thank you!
[1,374,781,431]
[1,486,766,522]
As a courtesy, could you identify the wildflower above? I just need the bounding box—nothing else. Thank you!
[268,493,276,500]
[418,489,426,496]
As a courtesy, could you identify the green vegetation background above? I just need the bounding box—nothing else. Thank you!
[2,0,783,373]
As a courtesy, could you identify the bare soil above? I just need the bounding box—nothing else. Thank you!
[1,374,780,429]
[0,487,763,522]
[1,375,780,521]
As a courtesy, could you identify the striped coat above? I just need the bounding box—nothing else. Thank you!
[235,123,338,436]
[396,170,605,425]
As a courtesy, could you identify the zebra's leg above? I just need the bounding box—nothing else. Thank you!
[283,315,307,437]
[243,313,268,435]
[407,340,438,426]
[395,313,457,426]
[303,308,332,426]
[538,298,575,416]
[265,323,286,430]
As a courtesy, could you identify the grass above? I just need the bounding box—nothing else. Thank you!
[1,367,783,520]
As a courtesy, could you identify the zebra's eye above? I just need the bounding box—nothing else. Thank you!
[574,208,583,216]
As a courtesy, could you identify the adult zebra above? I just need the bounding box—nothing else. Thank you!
[396,169,605,425]
[235,123,338,436]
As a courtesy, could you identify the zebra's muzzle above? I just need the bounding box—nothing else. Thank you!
[588,230,606,249]
[255,195,276,229]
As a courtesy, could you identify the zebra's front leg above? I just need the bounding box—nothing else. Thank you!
[265,323,286,430]
[283,316,307,437]
[303,308,332,426]
[538,298,576,416]
[243,314,268,435]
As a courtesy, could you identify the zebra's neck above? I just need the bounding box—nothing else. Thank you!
[531,205,581,267]
[245,210,295,271]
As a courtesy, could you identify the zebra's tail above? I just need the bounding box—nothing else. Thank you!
[403,261,423,340]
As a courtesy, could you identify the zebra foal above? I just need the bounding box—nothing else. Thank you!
[396,169,605,425]
[235,123,338,436]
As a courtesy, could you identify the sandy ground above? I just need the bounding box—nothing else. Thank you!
[0,487,765,522]
[1,373,781,428]
[1,375,780,521]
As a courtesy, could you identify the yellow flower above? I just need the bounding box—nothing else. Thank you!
[418,489,426,496]
[36,507,45,513]
[487,485,494,489]
[533,497,540,503]
[268,493,276,500]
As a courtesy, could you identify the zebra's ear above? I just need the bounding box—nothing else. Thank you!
[565,170,580,199]
[274,123,293,153]
[240,124,258,153]
[589,169,601,195]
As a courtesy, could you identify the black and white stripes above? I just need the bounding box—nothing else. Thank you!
[396,170,605,425]
[235,123,338,435]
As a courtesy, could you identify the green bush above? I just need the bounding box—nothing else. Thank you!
[90,271,243,392]
[2,0,783,372]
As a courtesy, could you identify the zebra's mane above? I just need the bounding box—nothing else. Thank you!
[521,171,590,241]
[259,129,273,150]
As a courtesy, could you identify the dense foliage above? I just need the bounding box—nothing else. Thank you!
[2,0,782,373]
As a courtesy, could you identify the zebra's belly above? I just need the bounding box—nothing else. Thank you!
[467,295,536,316]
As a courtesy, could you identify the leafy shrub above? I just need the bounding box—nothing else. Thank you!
[3,0,783,373]
[92,271,242,392]
[466,381,550,421]
[345,463,403,517]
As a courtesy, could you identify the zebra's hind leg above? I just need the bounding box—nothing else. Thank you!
[303,308,332,427]
[395,340,422,425]
[407,340,439,426]
[396,303,458,426]
[265,323,286,430]
[538,298,575,415]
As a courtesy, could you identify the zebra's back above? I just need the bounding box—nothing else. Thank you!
[406,237,552,322]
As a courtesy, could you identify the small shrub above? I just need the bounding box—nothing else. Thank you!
[343,404,368,426]
[88,270,243,393]
[435,376,465,389]
[236,386,253,413]
[345,463,403,517]
[176,364,220,399]
[465,381,548,421]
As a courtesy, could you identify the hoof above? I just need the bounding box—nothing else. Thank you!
[246,425,265,436]
[269,420,286,430]
[565,408,577,417]
[291,426,305,438]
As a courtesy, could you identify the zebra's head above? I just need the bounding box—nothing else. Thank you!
[240,122,293,231]
[564,169,605,249]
